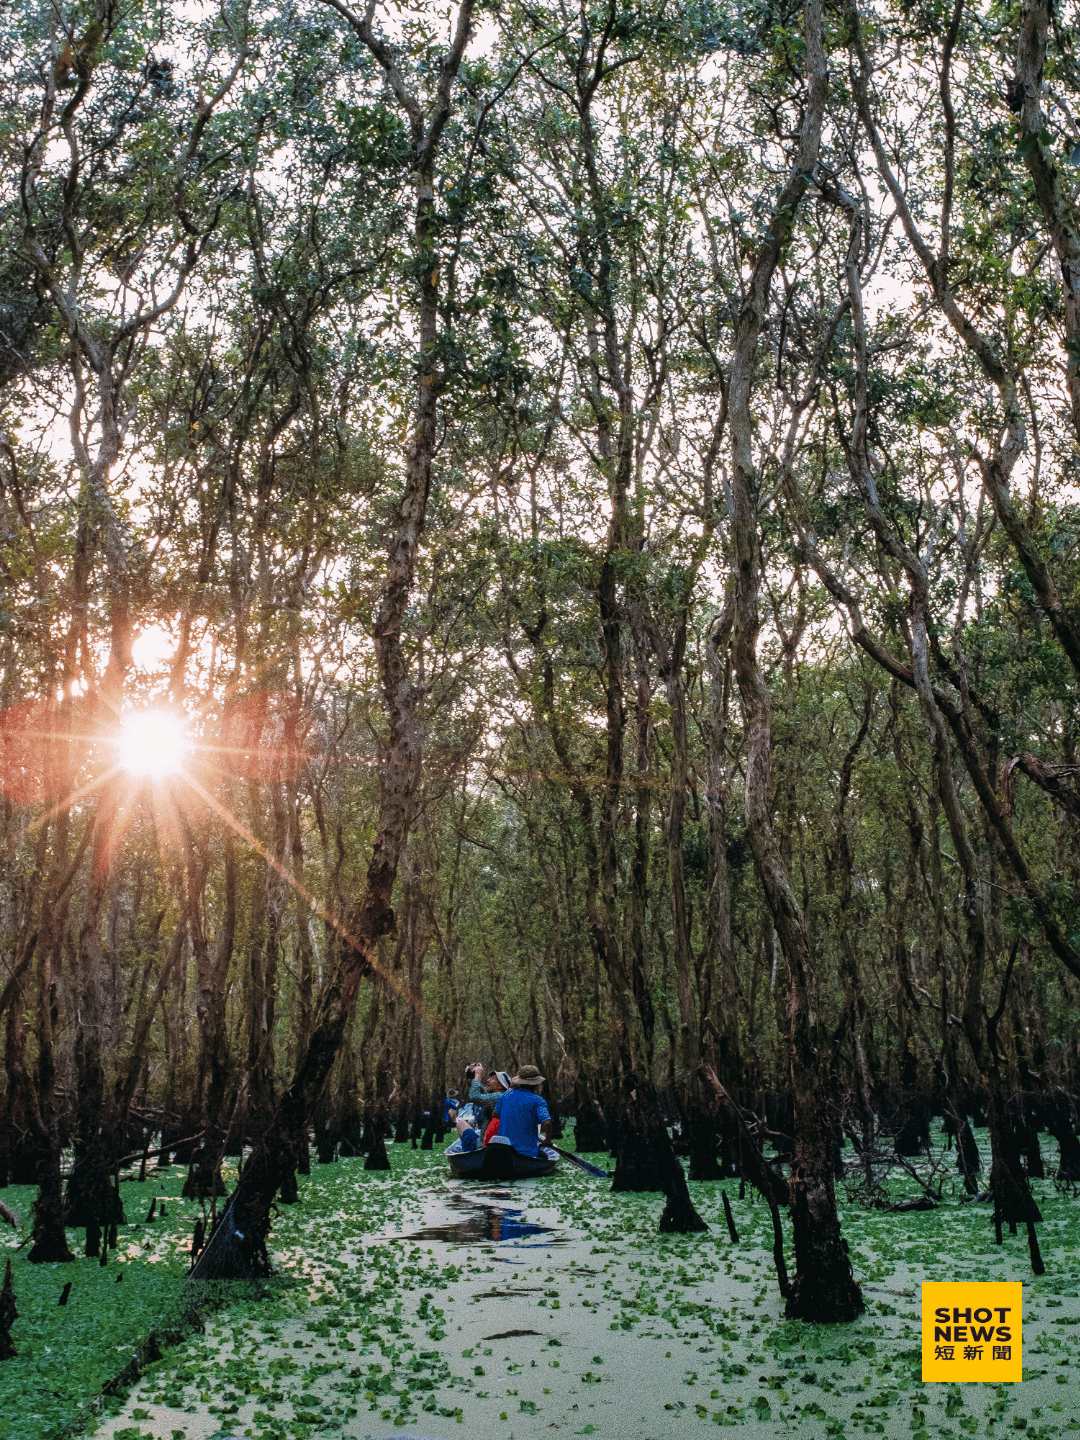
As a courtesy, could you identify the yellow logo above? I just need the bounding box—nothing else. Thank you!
[922,1282,1022,1382]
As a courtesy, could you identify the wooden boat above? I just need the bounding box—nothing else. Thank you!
[446,1134,559,1180]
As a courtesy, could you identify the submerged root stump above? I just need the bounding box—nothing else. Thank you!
[659,1177,709,1234]
[188,1197,272,1281]
[0,1259,16,1359]
[785,1174,865,1322]
[363,1134,391,1171]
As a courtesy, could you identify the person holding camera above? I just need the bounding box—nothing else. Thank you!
[453,1062,491,1148]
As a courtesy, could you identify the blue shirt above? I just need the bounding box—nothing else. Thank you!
[442,1097,458,1125]
[492,1087,551,1157]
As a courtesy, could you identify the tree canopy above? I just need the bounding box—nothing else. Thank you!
[2,0,1080,1318]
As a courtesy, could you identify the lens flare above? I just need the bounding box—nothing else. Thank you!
[116,710,189,778]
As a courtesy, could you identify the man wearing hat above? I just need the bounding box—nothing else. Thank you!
[491,1065,553,1158]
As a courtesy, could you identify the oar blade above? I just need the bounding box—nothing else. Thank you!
[552,1145,611,1178]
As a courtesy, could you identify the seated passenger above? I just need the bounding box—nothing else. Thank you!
[455,1111,482,1151]
[457,1062,481,1124]
[492,1065,553,1158]
[483,1071,512,1144]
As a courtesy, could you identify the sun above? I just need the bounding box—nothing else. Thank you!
[115,709,190,778]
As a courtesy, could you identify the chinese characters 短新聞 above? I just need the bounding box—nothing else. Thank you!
[932,1342,1012,1363]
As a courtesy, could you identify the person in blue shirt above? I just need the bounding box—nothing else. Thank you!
[492,1066,553,1158]
[442,1093,459,1127]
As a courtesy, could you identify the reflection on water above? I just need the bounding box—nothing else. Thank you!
[401,1193,566,1248]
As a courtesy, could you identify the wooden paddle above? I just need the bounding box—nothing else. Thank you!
[550,1144,611,1178]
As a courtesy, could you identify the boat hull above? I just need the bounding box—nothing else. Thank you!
[446,1139,558,1180]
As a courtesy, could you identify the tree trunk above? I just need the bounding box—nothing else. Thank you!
[1,961,40,1186]
[725,0,862,1322]
[28,927,74,1264]
[702,601,738,1085]
[190,3,477,1275]
[67,794,121,1235]
[183,833,234,1202]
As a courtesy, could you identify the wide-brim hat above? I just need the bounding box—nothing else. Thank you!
[510,1065,545,1087]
